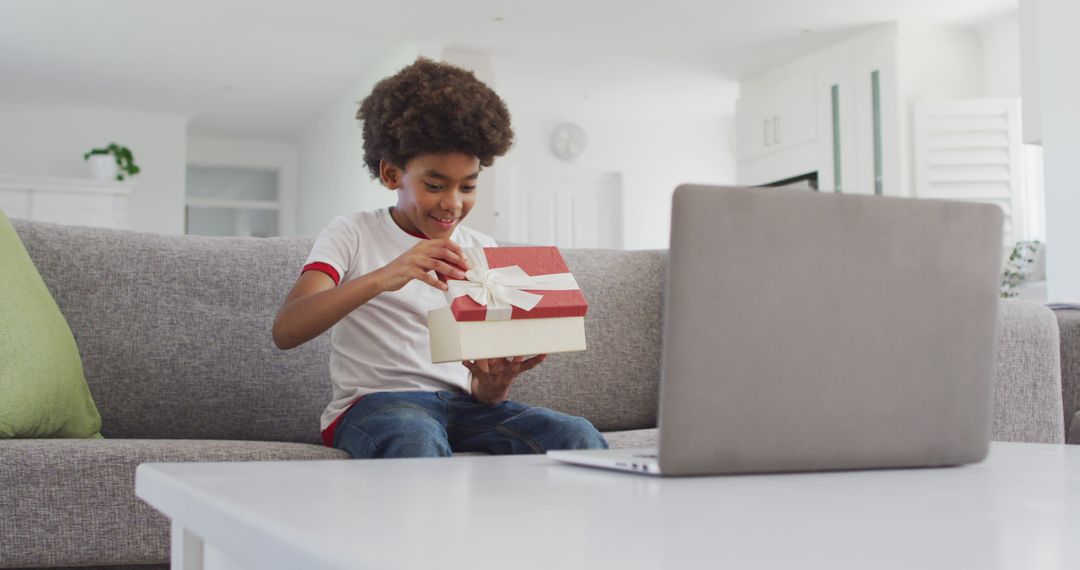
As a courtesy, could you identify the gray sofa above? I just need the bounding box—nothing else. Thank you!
[1055,308,1080,444]
[0,219,1070,569]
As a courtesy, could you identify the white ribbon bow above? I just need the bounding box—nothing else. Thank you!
[445,247,580,321]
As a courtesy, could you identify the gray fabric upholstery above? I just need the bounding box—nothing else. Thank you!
[13,565,167,570]
[993,301,1064,443]
[12,220,334,443]
[602,428,659,450]
[509,249,666,431]
[4,219,1069,569]
[1053,309,1080,444]
[0,439,344,568]
[11,221,661,440]
[14,564,167,570]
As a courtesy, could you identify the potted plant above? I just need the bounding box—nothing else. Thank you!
[83,143,141,181]
[1000,240,1041,298]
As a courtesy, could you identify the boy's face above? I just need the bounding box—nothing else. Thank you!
[382,152,480,240]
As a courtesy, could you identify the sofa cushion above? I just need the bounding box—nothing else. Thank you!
[0,212,102,439]
[0,439,345,568]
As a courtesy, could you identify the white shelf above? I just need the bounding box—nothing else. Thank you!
[0,174,133,196]
[0,174,132,229]
[185,197,280,210]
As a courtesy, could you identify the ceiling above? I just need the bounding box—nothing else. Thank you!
[0,0,1016,140]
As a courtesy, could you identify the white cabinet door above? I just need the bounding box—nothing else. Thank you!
[735,83,772,160]
[815,56,857,194]
[771,68,817,150]
[736,67,817,162]
[851,32,898,196]
[736,26,898,193]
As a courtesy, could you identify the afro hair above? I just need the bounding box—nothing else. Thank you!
[356,58,514,180]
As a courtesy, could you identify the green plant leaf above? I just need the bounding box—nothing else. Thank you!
[84,143,139,177]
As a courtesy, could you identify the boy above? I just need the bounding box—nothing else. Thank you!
[272,58,608,459]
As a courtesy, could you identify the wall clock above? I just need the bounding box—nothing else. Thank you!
[550,122,587,161]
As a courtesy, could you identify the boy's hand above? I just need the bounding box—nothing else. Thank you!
[374,239,469,293]
[464,355,547,405]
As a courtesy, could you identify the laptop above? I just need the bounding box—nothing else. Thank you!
[548,184,1004,476]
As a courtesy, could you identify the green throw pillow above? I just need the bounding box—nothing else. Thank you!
[0,211,102,438]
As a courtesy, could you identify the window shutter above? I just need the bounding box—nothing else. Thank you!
[913,99,1025,247]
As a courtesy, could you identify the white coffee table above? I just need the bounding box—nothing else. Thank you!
[136,441,1080,570]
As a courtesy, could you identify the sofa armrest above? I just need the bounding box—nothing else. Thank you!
[1052,308,1080,444]
[994,300,1065,443]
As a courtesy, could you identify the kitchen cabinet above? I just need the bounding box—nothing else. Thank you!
[736,67,817,161]
[0,175,130,229]
[736,25,899,197]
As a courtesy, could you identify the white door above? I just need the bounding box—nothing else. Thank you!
[501,169,623,249]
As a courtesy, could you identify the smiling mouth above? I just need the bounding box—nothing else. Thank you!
[429,214,458,225]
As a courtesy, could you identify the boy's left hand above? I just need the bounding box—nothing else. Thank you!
[464,355,547,405]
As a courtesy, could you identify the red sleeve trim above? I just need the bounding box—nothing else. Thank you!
[302,262,340,286]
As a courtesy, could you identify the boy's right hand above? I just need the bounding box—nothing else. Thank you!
[374,239,470,292]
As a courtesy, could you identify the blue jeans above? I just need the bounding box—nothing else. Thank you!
[333,391,609,459]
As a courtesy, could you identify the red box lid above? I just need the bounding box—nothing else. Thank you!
[437,246,588,322]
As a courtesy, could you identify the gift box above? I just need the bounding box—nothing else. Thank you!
[427,246,588,363]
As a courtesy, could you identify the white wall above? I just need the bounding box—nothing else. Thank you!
[296,42,420,237]
[1019,2,1043,144]
[186,136,300,235]
[978,12,1021,99]
[0,102,189,233]
[497,104,737,250]
[440,48,499,238]
[1025,0,1080,302]
[896,24,985,198]
[976,12,1048,247]
[293,42,738,248]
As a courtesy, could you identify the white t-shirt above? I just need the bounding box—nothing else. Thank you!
[304,208,497,431]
